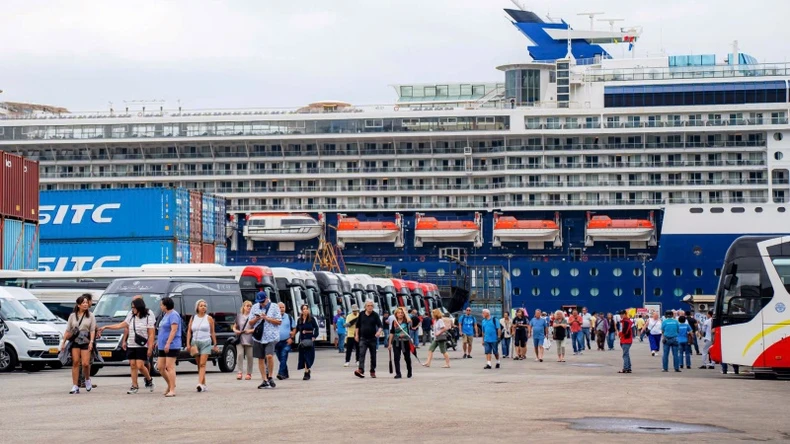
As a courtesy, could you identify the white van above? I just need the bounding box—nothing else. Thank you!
[3,287,68,336]
[0,289,63,372]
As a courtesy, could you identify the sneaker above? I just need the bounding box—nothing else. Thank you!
[144,378,155,392]
[467,355,473,359]
[652,351,656,356]
[127,386,139,395]
[268,378,276,388]
[304,372,311,380]
[355,361,359,366]
[370,371,376,378]
[196,385,203,392]
[394,374,402,379]
[69,385,79,394]
[662,369,668,372]
[258,380,270,389]
[343,362,350,367]
[484,364,492,369]
[354,369,365,378]
[698,365,709,369]
[675,369,682,373]
[686,366,691,369]
[463,354,468,359]
[495,363,500,369]
[276,374,284,380]
[201,385,208,392]
[85,380,92,392]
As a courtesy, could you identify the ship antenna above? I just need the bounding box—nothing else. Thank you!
[577,12,605,30]
[509,0,527,11]
[597,18,624,32]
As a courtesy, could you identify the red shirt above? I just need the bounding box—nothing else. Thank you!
[619,319,634,344]
[569,315,583,333]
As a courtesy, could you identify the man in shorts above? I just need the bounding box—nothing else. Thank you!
[458,307,478,359]
[480,309,500,369]
[250,291,282,389]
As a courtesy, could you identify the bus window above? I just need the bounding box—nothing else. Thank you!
[306,288,323,318]
[771,258,790,293]
[719,265,772,325]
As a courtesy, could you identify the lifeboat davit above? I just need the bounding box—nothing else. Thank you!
[335,213,404,248]
[584,211,657,248]
[243,213,322,242]
[492,212,562,248]
[414,212,482,247]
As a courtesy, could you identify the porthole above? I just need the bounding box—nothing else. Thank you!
[694,268,703,277]
[571,288,580,297]
[514,287,521,296]
[613,268,622,277]
[532,287,540,296]
[731,207,745,213]
[690,208,703,214]
[613,288,623,297]
[551,268,560,277]
[674,288,684,297]
[779,207,787,213]
[775,151,784,160]
[512,268,521,277]
[673,268,682,277]
[634,288,643,296]
[590,288,599,297]
[714,268,721,277]
[710,207,725,214]
[654,287,663,296]
[531,268,540,276]
[653,268,663,277]
[755,207,763,213]
[437,269,446,277]
[695,288,704,295]
[551,288,560,296]
[633,267,642,277]
[590,268,599,277]
[570,268,579,277]
[693,246,702,256]
[418,269,427,277]
[774,132,783,141]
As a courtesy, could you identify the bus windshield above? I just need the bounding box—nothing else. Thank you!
[305,287,323,318]
[94,293,163,320]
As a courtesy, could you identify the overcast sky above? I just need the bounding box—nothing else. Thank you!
[2,0,788,111]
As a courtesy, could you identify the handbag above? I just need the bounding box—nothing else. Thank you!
[299,339,314,349]
[71,314,89,345]
[132,316,149,347]
[189,316,204,357]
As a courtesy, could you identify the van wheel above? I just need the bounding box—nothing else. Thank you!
[49,361,64,369]
[0,348,17,372]
[149,353,161,377]
[22,362,45,372]
[219,344,236,373]
[90,365,102,376]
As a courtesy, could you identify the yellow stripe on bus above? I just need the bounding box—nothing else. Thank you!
[742,320,790,357]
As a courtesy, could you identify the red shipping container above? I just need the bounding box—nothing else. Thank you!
[1,152,24,219]
[22,159,39,222]
[201,243,215,264]
[189,190,203,242]
[189,242,202,264]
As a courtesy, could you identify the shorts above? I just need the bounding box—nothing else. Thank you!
[483,342,498,355]
[533,337,545,349]
[429,340,447,354]
[193,339,213,356]
[126,347,148,361]
[461,334,474,345]
[514,335,527,348]
[71,342,89,351]
[158,349,179,358]
[253,341,275,359]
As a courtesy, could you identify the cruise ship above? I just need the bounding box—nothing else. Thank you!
[1,5,789,313]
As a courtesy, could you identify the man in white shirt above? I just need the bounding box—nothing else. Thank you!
[581,307,593,350]
[699,310,715,369]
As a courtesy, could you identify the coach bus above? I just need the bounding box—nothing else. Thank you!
[710,236,790,377]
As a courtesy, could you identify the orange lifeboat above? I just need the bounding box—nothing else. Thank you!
[414,213,482,247]
[492,212,562,247]
[585,211,656,244]
[335,213,403,248]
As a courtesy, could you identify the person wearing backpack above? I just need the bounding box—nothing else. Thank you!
[551,311,568,362]
[99,297,155,394]
[275,302,296,380]
[618,310,634,373]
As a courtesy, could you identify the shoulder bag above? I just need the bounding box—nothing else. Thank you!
[132,315,149,347]
[72,314,89,345]
[298,318,315,350]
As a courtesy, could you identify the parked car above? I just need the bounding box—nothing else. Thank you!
[0,290,62,372]
[2,287,68,369]
[91,277,243,376]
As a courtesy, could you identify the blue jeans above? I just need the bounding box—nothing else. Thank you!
[582,327,591,349]
[275,340,291,377]
[679,342,692,368]
[337,332,346,353]
[662,337,680,371]
[571,331,583,353]
[607,332,616,350]
[501,337,511,357]
[410,330,420,347]
[621,343,632,371]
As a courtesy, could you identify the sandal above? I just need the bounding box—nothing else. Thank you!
[422,363,430,368]
[165,392,176,397]
[245,374,252,380]
[236,372,243,380]
[442,365,451,368]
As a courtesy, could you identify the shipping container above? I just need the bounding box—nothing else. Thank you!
[201,243,215,264]
[2,219,38,270]
[22,222,39,270]
[214,244,227,265]
[177,240,191,264]
[202,194,216,243]
[39,188,192,241]
[189,190,203,243]
[1,152,24,219]
[215,196,227,243]
[189,242,202,264]
[39,239,190,271]
[22,158,40,222]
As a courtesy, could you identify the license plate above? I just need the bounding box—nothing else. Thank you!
[48,348,58,354]
[100,351,112,358]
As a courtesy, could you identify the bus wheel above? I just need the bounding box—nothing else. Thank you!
[149,354,161,377]
[219,345,237,373]
[755,372,777,380]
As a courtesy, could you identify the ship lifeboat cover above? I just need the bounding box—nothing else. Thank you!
[416,217,479,230]
[587,215,653,229]
[494,216,559,230]
[337,217,398,231]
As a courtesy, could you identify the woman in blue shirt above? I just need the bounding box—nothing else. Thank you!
[158,297,182,397]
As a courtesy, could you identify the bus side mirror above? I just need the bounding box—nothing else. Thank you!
[723,275,738,291]
[724,262,738,277]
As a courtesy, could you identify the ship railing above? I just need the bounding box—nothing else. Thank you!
[583,62,790,82]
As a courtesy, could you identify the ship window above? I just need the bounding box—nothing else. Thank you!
[710,207,725,213]
[673,268,682,277]
[633,268,642,277]
[531,268,540,276]
[613,268,622,277]
[654,288,663,296]
[571,288,579,297]
[693,246,702,256]
[590,288,599,297]
[689,208,703,214]
[694,268,703,277]
[714,268,722,277]
[590,268,599,277]
[418,269,427,277]
[551,288,560,296]
[674,288,684,297]
[512,268,521,277]
[532,287,540,296]
[436,269,445,277]
[570,268,579,277]
[774,133,783,141]
[634,288,643,296]
[755,207,763,213]
[653,268,663,277]
[779,207,787,213]
[551,268,560,277]
[248,219,266,227]
[513,287,521,296]
[731,207,745,213]
[613,288,623,297]
[695,288,704,295]
[776,151,784,160]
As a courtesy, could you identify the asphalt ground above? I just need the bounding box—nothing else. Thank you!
[0,339,788,443]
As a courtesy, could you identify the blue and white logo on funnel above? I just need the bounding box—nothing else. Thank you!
[776,302,786,313]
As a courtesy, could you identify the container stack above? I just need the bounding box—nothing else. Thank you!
[0,151,40,270]
[39,188,227,271]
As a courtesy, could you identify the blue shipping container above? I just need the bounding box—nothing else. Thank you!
[39,188,191,241]
[23,222,39,270]
[215,244,227,265]
[177,240,191,264]
[202,194,216,243]
[2,219,38,270]
[39,239,190,271]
